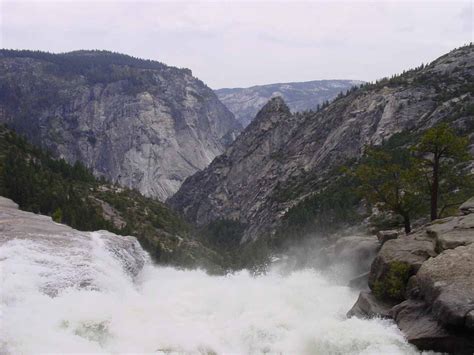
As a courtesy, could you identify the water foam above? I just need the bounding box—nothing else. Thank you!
[0,231,424,354]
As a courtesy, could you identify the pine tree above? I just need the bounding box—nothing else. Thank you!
[413,123,472,220]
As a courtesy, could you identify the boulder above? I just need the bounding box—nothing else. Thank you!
[376,229,399,245]
[387,243,474,354]
[391,300,474,354]
[347,291,397,319]
[368,234,437,299]
[349,197,474,354]
[412,243,474,330]
[426,214,474,252]
[459,196,474,215]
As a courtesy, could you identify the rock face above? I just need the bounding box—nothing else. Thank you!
[348,196,474,354]
[171,45,474,241]
[0,50,241,201]
[215,80,363,127]
[169,96,301,237]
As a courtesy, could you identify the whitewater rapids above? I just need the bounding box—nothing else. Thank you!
[0,199,425,354]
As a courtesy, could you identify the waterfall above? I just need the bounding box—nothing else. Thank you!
[0,199,424,354]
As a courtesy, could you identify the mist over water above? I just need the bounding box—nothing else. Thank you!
[1,231,423,354]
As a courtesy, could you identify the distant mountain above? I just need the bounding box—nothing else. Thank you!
[0,50,241,201]
[215,80,364,127]
[170,45,474,241]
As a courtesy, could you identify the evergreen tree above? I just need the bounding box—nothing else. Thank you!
[354,146,423,234]
[413,124,471,220]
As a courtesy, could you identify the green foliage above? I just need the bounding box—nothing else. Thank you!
[0,49,171,84]
[354,126,473,232]
[367,212,403,233]
[0,126,113,231]
[0,125,200,266]
[412,123,473,220]
[0,125,271,272]
[201,219,246,251]
[198,219,271,272]
[235,237,272,274]
[354,141,424,233]
[373,261,411,301]
[276,170,363,243]
[95,187,190,237]
[52,207,63,223]
[415,123,470,162]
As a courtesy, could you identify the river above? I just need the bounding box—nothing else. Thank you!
[0,224,430,354]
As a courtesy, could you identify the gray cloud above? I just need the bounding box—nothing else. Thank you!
[1,0,472,88]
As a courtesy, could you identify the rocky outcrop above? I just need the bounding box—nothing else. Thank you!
[348,197,474,354]
[391,243,474,354]
[426,213,474,251]
[376,230,399,244]
[0,50,241,201]
[171,45,474,241]
[169,96,301,235]
[334,235,380,275]
[459,197,474,215]
[347,291,398,319]
[368,233,437,296]
[0,196,148,296]
[215,80,363,127]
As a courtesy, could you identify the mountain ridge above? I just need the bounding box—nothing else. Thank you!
[215,79,364,127]
[170,44,474,242]
[0,49,241,201]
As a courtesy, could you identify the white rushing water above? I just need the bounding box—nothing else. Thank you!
[0,230,424,354]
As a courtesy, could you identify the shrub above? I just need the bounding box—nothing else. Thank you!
[373,261,411,301]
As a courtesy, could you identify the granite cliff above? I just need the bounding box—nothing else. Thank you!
[215,79,363,127]
[170,45,474,241]
[0,50,241,201]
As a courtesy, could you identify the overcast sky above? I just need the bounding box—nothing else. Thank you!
[0,0,472,88]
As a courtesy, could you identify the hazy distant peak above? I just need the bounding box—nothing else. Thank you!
[215,79,363,127]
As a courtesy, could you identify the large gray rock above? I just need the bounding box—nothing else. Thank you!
[426,214,474,251]
[349,198,474,354]
[391,243,474,354]
[347,291,397,319]
[171,45,474,241]
[0,50,241,201]
[459,196,474,215]
[215,80,363,127]
[391,300,474,354]
[368,234,437,295]
[376,230,399,245]
[412,243,474,330]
